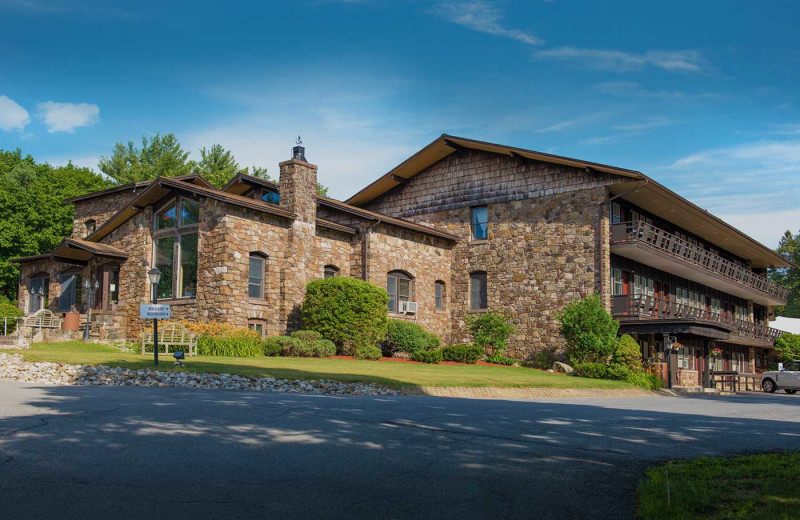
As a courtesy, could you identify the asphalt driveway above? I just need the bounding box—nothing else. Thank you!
[1,381,799,520]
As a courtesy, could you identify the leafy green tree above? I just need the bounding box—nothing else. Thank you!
[466,312,514,354]
[0,149,110,301]
[771,230,800,318]
[244,165,272,180]
[774,333,800,363]
[98,133,193,184]
[557,293,620,365]
[194,144,240,188]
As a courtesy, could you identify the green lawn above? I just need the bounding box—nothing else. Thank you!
[2,341,637,390]
[637,452,800,520]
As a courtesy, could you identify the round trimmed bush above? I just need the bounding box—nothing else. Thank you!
[382,319,440,356]
[441,344,483,364]
[301,277,388,353]
[558,293,620,365]
[291,330,322,342]
[613,334,642,369]
[355,345,382,360]
[312,339,336,357]
[410,349,443,364]
[263,338,283,356]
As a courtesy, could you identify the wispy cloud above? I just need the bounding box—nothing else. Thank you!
[769,123,800,135]
[612,116,672,133]
[37,101,100,133]
[0,94,30,131]
[432,1,543,45]
[594,81,716,100]
[535,47,705,73]
[536,119,581,133]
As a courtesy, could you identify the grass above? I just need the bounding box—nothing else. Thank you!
[637,452,800,520]
[1,341,638,390]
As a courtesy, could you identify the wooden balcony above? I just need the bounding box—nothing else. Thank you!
[611,221,788,306]
[612,294,783,345]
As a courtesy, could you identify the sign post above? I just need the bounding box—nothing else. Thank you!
[140,304,170,366]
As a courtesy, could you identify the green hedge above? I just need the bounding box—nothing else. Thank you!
[262,338,285,357]
[574,362,663,390]
[291,330,322,342]
[355,345,382,360]
[410,350,443,364]
[382,319,440,356]
[301,277,388,353]
[197,335,264,357]
[441,344,483,364]
[485,353,516,366]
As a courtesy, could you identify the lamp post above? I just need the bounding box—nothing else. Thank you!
[83,279,99,340]
[148,267,162,366]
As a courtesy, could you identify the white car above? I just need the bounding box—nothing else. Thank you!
[761,360,800,394]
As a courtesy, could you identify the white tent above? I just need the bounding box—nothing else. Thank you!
[770,316,800,335]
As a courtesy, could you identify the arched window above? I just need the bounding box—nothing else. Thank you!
[85,219,96,237]
[387,270,414,313]
[323,265,340,279]
[248,253,266,299]
[153,197,199,299]
[470,271,487,310]
[435,281,446,310]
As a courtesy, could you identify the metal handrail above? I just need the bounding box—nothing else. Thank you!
[611,221,789,302]
[0,316,23,336]
[612,294,783,342]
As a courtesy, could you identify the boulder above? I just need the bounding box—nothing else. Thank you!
[552,361,574,375]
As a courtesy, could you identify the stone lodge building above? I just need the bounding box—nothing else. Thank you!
[13,135,792,386]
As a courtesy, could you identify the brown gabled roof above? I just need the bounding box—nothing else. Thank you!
[222,172,458,242]
[11,237,129,264]
[64,174,214,203]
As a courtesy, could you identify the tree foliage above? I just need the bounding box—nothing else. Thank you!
[0,149,111,300]
[770,230,800,318]
[774,333,800,363]
[194,144,240,188]
[97,133,193,184]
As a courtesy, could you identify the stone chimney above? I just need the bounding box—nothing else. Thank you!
[279,136,317,224]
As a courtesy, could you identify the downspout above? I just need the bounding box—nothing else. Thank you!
[361,220,380,282]
[597,179,649,311]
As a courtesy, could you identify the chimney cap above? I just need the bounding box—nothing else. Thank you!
[292,135,307,162]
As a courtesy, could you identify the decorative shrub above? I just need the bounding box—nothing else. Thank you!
[410,349,443,364]
[0,302,22,318]
[355,345,382,360]
[533,349,556,370]
[624,371,664,391]
[441,344,483,364]
[775,333,800,363]
[382,319,440,356]
[467,312,514,353]
[574,361,663,390]
[301,277,389,353]
[485,353,516,365]
[197,333,264,357]
[557,293,619,365]
[291,330,322,343]
[262,338,284,357]
[613,334,642,369]
[279,336,336,357]
[573,362,611,379]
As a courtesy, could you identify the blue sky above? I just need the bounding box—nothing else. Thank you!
[1,0,799,247]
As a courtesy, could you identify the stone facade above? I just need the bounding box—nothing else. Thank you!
[72,188,144,239]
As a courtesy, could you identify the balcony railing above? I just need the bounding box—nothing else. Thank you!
[611,221,788,303]
[612,294,783,343]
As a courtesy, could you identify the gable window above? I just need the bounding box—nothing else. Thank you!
[387,271,413,313]
[435,281,445,310]
[153,196,199,299]
[324,265,340,279]
[85,219,96,237]
[28,275,49,313]
[249,254,266,299]
[470,206,489,240]
[470,271,487,310]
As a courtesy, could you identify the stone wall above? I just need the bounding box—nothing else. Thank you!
[366,224,453,342]
[72,188,143,238]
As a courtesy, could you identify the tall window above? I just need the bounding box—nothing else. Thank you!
[153,197,199,299]
[610,202,622,224]
[435,281,445,310]
[324,265,340,279]
[249,254,265,299]
[28,275,49,313]
[107,269,120,307]
[85,219,96,236]
[611,268,623,296]
[58,270,82,312]
[470,271,487,310]
[387,271,413,313]
[471,206,489,240]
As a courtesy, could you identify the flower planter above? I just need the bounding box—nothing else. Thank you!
[62,312,80,331]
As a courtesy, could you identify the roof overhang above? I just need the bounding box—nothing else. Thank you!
[11,238,128,265]
[64,174,214,204]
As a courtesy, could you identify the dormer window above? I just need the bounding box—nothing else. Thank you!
[85,219,96,236]
[261,191,280,205]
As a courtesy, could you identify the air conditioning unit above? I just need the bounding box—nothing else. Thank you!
[400,301,418,314]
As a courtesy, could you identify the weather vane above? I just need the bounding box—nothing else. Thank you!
[296,135,303,146]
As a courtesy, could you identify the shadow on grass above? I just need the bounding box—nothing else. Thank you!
[1,382,800,519]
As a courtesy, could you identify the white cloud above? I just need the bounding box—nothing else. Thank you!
[432,1,543,45]
[536,119,580,133]
[612,117,672,133]
[37,101,100,133]
[594,81,716,100]
[717,209,800,249]
[769,123,800,135]
[0,95,30,131]
[535,47,704,73]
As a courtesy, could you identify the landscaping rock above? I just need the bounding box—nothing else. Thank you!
[0,353,398,396]
[552,361,574,375]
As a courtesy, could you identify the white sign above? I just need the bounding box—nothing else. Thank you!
[140,304,171,319]
[779,362,784,371]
